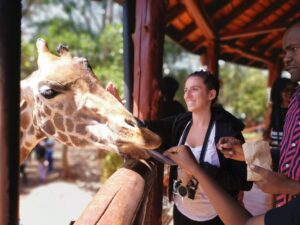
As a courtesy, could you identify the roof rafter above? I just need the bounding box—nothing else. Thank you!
[222,43,272,65]
[181,0,216,39]
[216,1,257,30]
[166,4,185,25]
[220,23,285,41]
[206,0,230,15]
[166,22,197,43]
[244,5,300,49]
[248,1,286,28]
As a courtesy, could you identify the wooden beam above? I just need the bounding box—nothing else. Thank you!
[166,22,197,44]
[166,3,185,25]
[216,1,257,30]
[190,36,206,52]
[222,43,272,65]
[220,23,285,41]
[181,0,216,39]
[245,4,300,50]
[262,34,282,56]
[206,0,230,15]
[248,0,286,28]
[0,2,21,225]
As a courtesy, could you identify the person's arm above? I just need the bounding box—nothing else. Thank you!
[218,137,300,195]
[164,146,265,225]
[251,165,300,195]
[217,136,245,161]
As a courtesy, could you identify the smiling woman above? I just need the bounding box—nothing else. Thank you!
[140,70,252,225]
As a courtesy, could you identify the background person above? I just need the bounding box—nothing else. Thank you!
[263,78,297,160]
[157,76,186,119]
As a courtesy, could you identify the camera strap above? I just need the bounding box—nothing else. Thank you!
[178,117,215,164]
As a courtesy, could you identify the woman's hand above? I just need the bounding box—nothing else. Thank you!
[164,146,198,175]
[217,137,245,161]
[105,82,123,104]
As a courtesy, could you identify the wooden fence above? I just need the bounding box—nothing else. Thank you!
[73,159,165,225]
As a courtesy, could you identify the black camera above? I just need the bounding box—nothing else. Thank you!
[173,177,198,200]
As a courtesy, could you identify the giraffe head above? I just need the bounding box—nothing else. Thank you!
[20,38,161,163]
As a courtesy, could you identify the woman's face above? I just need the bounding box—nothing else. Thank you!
[183,76,215,112]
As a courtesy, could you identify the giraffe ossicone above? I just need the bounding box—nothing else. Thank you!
[20,38,161,163]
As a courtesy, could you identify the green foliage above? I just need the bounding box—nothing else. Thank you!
[218,63,268,121]
[100,153,123,182]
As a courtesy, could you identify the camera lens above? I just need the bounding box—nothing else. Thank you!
[178,186,188,197]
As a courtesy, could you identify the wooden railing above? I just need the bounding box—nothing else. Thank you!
[73,159,164,225]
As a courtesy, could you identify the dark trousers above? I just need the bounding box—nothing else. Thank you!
[173,205,224,225]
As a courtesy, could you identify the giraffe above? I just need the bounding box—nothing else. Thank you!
[20,38,161,163]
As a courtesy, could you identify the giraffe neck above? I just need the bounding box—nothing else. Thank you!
[20,79,46,162]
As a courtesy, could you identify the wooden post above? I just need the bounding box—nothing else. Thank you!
[123,0,135,112]
[132,1,167,225]
[0,1,21,225]
[267,58,282,87]
[132,0,167,120]
[201,40,219,77]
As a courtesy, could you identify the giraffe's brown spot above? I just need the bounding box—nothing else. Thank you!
[57,132,68,143]
[97,114,108,124]
[25,142,32,148]
[42,120,55,135]
[57,103,64,110]
[66,119,74,132]
[37,110,45,119]
[36,130,45,139]
[44,105,52,116]
[20,131,23,139]
[65,103,76,115]
[70,135,86,146]
[21,112,30,129]
[29,125,35,135]
[53,113,65,132]
[75,124,86,135]
[80,138,91,146]
[20,147,31,162]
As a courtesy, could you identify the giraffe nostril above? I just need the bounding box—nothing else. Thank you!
[125,118,136,128]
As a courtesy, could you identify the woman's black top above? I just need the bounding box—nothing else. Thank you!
[145,106,252,200]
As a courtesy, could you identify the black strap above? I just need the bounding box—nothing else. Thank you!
[199,118,214,163]
[178,117,215,164]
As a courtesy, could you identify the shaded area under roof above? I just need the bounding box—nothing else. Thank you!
[165,0,300,69]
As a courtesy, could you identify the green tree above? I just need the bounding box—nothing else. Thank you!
[219,63,268,121]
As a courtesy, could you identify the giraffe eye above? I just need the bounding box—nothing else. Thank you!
[39,86,59,99]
